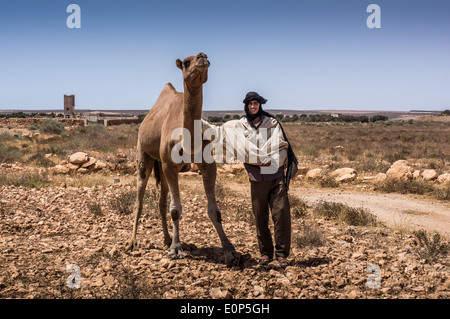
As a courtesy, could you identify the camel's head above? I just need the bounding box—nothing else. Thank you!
[176,52,210,87]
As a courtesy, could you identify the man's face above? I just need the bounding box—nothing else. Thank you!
[248,100,260,115]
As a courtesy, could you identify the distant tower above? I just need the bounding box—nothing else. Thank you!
[64,94,75,118]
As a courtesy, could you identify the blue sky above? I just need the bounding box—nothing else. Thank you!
[0,0,449,111]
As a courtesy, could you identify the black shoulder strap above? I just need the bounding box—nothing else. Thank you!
[261,111,298,191]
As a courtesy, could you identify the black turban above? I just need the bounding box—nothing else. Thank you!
[243,92,267,122]
[243,91,268,105]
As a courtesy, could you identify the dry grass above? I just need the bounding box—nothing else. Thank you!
[0,171,49,188]
[375,179,450,201]
[313,200,380,227]
[283,121,450,174]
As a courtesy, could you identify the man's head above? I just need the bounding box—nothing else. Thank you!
[243,91,267,121]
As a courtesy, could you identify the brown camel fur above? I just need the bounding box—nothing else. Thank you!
[126,52,241,266]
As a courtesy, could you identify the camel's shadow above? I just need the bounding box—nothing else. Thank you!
[181,243,256,269]
[180,244,332,270]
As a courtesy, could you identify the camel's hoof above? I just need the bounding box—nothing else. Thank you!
[125,239,137,252]
[168,249,185,259]
[168,243,185,259]
[225,250,242,268]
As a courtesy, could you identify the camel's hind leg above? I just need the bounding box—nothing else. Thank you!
[126,150,154,252]
[198,161,242,267]
[161,162,184,259]
[157,164,172,247]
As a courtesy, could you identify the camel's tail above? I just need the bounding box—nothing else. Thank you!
[154,160,161,187]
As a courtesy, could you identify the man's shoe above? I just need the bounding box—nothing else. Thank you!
[277,257,289,268]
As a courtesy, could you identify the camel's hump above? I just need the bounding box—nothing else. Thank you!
[163,83,182,95]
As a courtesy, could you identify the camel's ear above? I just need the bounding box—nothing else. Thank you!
[176,59,183,70]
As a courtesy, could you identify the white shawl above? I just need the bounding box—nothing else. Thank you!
[202,116,288,174]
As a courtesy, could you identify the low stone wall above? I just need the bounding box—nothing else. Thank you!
[102,118,140,126]
[0,118,86,127]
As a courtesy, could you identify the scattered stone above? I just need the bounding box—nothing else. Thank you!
[210,287,228,299]
[52,164,70,175]
[330,168,357,183]
[306,168,323,180]
[421,169,437,181]
[69,152,89,164]
[386,160,415,180]
[437,173,450,184]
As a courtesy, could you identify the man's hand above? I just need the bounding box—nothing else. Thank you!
[260,158,272,167]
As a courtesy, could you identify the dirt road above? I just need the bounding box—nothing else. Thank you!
[227,182,450,237]
[292,187,450,237]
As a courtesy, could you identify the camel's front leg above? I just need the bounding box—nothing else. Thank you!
[162,162,184,259]
[198,162,242,267]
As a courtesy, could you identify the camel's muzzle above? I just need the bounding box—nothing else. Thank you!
[195,52,210,69]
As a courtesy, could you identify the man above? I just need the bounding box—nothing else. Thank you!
[202,92,298,267]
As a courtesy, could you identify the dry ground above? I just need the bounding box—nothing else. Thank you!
[0,121,449,299]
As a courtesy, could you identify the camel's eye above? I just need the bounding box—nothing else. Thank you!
[183,60,190,68]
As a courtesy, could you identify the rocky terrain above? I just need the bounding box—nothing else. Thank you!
[1,121,449,299]
[0,171,448,299]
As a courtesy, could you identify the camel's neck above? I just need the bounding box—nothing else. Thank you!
[182,83,203,129]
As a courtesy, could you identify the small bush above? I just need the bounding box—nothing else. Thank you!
[28,124,40,131]
[313,200,379,227]
[295,223,326,248]
[27,153,55,168]
[432,182,450,200]
[111,191,135,215]
[0,144,23,163]
[39,119,65,135]
[320,176,339,188]
[87,202,103,216]
[413,230,448,263]
[0,131,14,142]
[289,194,309,218]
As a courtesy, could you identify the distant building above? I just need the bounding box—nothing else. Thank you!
[64,95,75,118]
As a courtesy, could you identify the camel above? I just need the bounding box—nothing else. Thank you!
[126,52,241,266]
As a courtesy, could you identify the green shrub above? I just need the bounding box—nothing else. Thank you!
[0,144,23,163]
[39,119,65,135]
[413,230,448,263]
